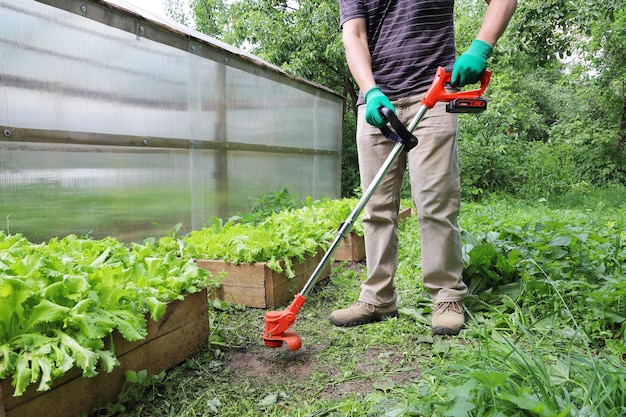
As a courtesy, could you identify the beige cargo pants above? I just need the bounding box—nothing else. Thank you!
[356,93,468,306]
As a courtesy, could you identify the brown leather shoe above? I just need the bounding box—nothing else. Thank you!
[431,301,465,335]
[330,301,398,327]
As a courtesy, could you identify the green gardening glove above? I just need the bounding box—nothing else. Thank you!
[364,86,396,128]
[451,39,492,87]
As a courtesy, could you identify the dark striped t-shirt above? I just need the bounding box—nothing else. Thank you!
[339,0,456,104]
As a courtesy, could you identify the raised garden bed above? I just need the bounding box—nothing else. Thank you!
[184,201,362,308]
[0,232,214,417]
[196,249,330,309]
[193,206,412,303]
[0,288,208,417]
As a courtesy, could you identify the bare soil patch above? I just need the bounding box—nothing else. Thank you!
[226,342,421,401]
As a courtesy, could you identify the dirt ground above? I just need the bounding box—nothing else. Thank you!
[226,346,422,401]
[222,261,423,401]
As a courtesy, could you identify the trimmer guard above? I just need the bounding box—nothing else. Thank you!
[262,294,306,351]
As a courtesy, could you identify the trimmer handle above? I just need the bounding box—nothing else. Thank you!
[421,66,492,109]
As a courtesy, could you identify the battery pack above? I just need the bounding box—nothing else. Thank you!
[446,97,487,113]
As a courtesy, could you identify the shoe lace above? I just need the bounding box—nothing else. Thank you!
[355,301,375,313]
[434,302,463,314]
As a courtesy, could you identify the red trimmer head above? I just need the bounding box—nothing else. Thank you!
[261,294,306,351]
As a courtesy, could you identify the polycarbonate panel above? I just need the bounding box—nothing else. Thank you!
[0,0,343,243]
[224,68,340,150]
[226,152,339,204]
[0,1,203,139]
[0,143,200,243]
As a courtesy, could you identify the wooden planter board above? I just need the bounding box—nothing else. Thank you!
[334,207,413,262]
[196,249,330,309]
[0,288,209,417]
[399,207,412,221]
[334,231,366,262]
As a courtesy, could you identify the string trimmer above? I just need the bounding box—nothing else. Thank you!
[261,66,492,351]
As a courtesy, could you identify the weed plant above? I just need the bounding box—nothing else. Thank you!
[91,187,626,417]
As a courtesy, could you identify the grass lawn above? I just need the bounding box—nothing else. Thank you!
[90,188,626,417]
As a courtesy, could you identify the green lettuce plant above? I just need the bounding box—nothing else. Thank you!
[0,232,212,396]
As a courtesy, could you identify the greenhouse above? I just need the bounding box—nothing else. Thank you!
[0,0,344,243]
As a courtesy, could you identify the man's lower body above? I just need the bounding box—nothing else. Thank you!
[330,93,468,335]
